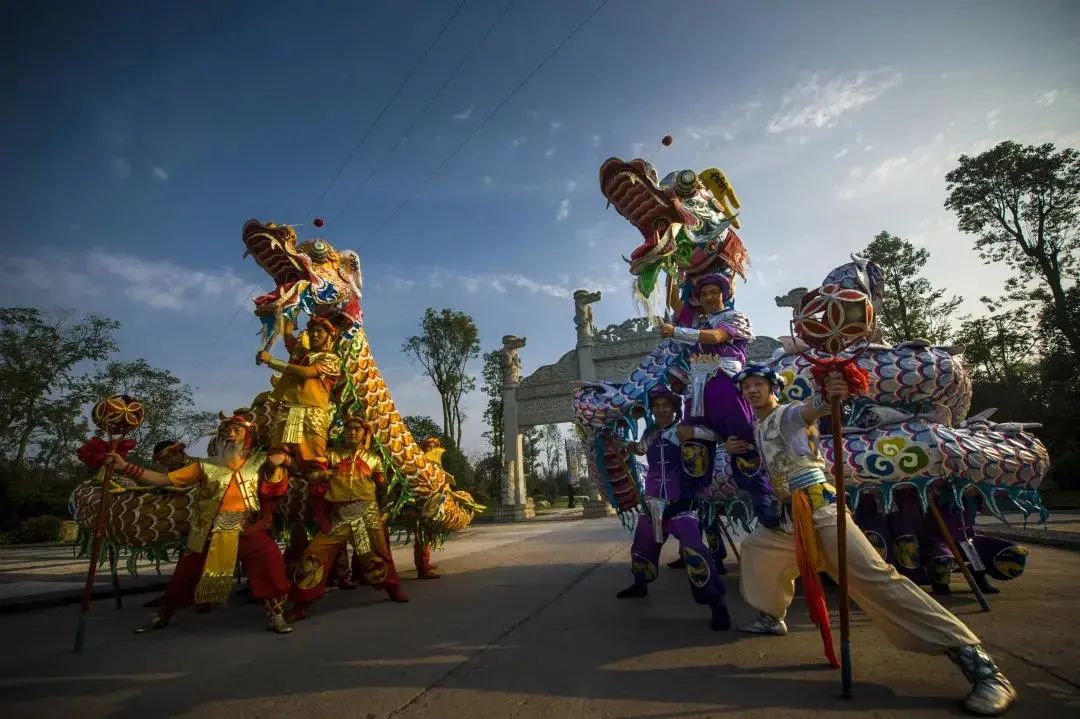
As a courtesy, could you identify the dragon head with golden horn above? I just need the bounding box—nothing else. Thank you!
[599,157,749,318]
[241,219,363,351]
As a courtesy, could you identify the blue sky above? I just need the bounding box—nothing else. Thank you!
[2,0,1078,454]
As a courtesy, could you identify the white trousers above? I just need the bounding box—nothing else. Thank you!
[739,503,980,654]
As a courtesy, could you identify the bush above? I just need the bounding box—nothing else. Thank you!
[14,515,64,544]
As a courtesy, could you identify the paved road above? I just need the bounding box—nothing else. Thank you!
[1,519,1078,718]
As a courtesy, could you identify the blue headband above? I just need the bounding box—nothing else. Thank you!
[734,364,786,395]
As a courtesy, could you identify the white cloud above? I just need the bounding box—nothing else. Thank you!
[87,251,257,311]
[576,221,612,250]
[422,266,573,299]
[722,131,735,141]
[1,250,257,313]
[767,69,902,133]
[550,120,564,132]
[390,277,416,291]
[481,175,493,186]
[151,166,169,181]
[458,271,571,299]
[1036,89,1059,107]
[864,145,874,152]
[986,108,1000,129]
[110,157,132,179]
[452,106,473,121]
[833,148,849,159]
[545,147,556,158]
[511,136,528,148]
[555,198,570,221]
[630,142,645,156]
[564,180,577,193]
[592,134,602,147]
[1,256,101,298]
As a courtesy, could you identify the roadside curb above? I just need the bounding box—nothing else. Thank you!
[980,527,1080,552]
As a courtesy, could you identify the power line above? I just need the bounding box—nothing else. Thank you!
[354,0,609,252]
[335,0,520,221]
[304,0,469,221]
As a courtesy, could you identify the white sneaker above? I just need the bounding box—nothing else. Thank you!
[738,613,788,635]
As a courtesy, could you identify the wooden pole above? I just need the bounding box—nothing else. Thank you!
[108,545,123,610]
[927,498,990,612]
[830,395,853,698]
[716,514,741,563]
[74,437,118,653]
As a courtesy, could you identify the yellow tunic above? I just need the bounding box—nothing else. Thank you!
[268,350,342,463]
[325,447,385,503]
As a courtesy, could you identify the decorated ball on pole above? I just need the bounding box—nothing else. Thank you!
[91,395,146,436]
[792,283,876,355]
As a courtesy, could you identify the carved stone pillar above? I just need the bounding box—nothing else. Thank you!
[494,335,533,522]
[573,289,600,382]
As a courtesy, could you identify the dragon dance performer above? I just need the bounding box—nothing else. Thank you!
[660,272,779,562]
[109,416,295,634]
[256,315,343,474]
[856,488,1024,597]
[286,415,408,622]
[152,440,194,472]
[413,436,448,579]
[616,386,731,631]
[734,363,1015,716]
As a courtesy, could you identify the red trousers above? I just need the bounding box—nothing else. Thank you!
[414,542,434,571]
[290,525,401,606]
[161,531,289,610]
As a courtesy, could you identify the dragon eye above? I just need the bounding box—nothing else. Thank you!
[674,170,698,197]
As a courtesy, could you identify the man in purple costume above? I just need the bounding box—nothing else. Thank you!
[615,385,731,632]
[660,273,779,529]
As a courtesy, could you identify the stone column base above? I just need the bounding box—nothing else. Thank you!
[582,498,616,519]
[491,504,535,522]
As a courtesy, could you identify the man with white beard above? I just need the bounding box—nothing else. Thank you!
[109,415,294,634]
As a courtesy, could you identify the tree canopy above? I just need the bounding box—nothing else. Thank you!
[945,141,1080,356]
[402,308,481,447]
[861,231,962,344]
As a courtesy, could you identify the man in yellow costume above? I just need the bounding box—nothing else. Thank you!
[411,436,448,579]
[256,314,342,474]
[109,416,294,634]
[285,415,408,622]
[733,364,1015,716]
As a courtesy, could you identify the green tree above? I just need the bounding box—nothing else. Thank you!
[77,359,217,462]
[0,308,118,465]
[522,425,542,496]
[945,141,1080,357]
[403,415,441,442]
[402,308,481,447]
[480,350,504,468]
[954,297,1039,385]
[861,231,962,344]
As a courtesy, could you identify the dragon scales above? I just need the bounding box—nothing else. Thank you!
[70,220,479,559]
[575,157,1049,524]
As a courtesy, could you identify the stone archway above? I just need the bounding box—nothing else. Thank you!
[494,291,780,521]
